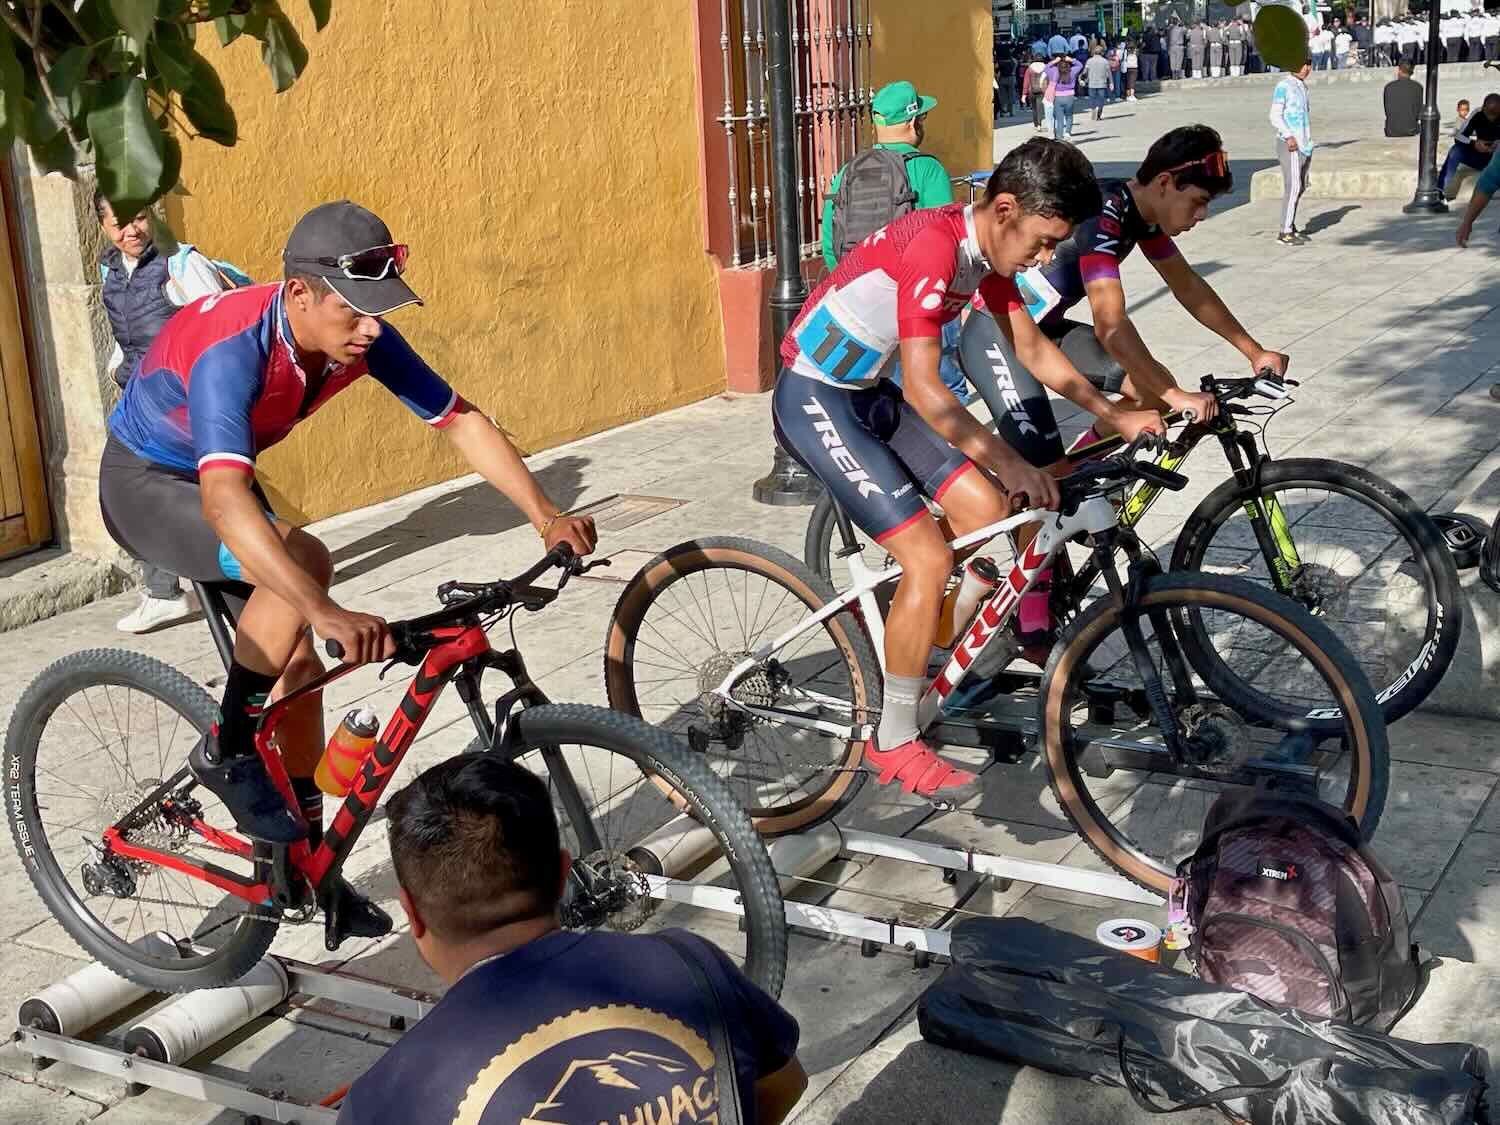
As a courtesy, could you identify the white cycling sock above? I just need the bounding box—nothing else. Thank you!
[876,674,924,751]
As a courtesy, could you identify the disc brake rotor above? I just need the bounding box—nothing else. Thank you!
[563,850,656,932]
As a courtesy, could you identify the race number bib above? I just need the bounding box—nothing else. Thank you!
[793,304,886,384]
[1015,267,1063,323]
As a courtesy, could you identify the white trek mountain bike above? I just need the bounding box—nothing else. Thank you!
[603,439,1389,893]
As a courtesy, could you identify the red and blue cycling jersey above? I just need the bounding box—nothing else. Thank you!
[108,283,465,477]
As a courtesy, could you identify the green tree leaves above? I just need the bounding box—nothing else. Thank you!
[0,0,332,215]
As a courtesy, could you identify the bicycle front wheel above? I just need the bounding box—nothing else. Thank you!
[604,537,881,837]
[6,649,279,992]
[489,704,788,998]
[1040,572,1389,894]
[1173,458,1460,725]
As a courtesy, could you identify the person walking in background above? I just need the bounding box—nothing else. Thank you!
[1226,17,1248,75]
[1049,28,1071,59]
[1188,20,1206,77]
[1271,59,1315,244]
[1169,17,1186,79]
[1141,24,1161,82]
[1310,23,1332,70]
[95,193,232,634]
[1383,61,1423,136]
[1047,53,1078,139]
[1354,16,1373,66]
[1109,39,1124,101]
[1024,51,1048,130]
[1085,45,1112,121]
[1334,23,1353,68]
[1469,8,1487,62]
[1207,20,1225,77]
[1125,39,1139,99]
[996,47,1018,118]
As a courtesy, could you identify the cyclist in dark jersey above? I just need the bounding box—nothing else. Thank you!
[960,125,1291,468]
[99,203,595,932]
[775,139,1164,799]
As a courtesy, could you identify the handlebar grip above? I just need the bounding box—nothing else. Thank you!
[1133,462,1188,492]
[325,639,345,660]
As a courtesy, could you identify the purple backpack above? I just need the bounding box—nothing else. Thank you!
[1179,790,1426,1030]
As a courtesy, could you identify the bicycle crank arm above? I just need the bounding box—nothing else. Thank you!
[1075,732,1326,789]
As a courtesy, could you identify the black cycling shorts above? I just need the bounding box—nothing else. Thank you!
[957,309,1126,467]
[99,434,274,590]
[772,370,974,542]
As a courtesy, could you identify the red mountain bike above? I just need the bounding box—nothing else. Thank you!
[6,548,787,995]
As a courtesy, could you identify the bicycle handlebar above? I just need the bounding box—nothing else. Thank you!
[324,545,584,661]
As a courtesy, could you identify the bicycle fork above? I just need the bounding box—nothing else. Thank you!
[1220,430,1305,591]
[1101,546,1195,766]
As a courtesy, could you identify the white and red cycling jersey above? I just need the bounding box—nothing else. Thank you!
[780,204,1023,389]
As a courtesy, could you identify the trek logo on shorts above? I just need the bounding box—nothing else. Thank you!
[802,398,885,498]
[983,344,1040,438]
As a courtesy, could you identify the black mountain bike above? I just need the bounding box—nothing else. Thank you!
[804,372,1460,726]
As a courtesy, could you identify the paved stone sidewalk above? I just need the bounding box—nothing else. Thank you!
[4,113,1500,1122]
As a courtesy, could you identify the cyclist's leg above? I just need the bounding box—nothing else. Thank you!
[957,306,1067,471]
[772,373,977,795]
[1040,319,1131,445]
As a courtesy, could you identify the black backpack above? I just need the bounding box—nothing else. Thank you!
[829,148,927,262]
[1178,789,1427,1031]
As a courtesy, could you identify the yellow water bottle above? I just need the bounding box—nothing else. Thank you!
[314,707,381,797]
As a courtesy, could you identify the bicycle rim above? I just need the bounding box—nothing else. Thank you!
[507,704,788,997]
[9,651,277,988]
[605,538,879,837]
[1041,575,1388,893]
[1176,462,1458,724]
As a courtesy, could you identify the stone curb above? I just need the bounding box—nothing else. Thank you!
[0,553,133,635]
[1139,60,1496,94]
[1248,163,1479,201]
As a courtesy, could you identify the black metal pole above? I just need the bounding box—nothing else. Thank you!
[1404,0,1448,213]
[753,0,820,506]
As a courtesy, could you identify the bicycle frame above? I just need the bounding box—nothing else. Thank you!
[102,620,515,909]
[711,495,1123,738]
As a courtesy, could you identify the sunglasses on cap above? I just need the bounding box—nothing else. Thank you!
[289,242,409,281]
[1165,150,1229,179]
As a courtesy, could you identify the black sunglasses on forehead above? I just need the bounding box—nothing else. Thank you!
[288,242,409,281]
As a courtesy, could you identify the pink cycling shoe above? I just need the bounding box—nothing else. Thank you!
[862,737,979,798]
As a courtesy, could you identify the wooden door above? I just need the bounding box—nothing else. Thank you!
[0,188,48,561]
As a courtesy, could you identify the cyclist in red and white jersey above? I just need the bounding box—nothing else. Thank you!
[99,202,595,932]
[774,139,1164,799]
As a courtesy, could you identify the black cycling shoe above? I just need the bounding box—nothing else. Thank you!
[189,734,307,845]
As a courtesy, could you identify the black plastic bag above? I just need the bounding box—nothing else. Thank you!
[918,918,1488,1124]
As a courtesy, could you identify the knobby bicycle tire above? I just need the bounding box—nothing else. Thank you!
[1482,507,1500,594]
[1040,572,1390,893]
[1172,458,1459,726]
[467,703,789,998]
[605,537,882,837]
[6,649,279,992]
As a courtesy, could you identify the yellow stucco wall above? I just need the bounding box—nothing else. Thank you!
[871,3,995,186]
[173,2,724,523]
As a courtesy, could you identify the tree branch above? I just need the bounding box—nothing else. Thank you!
[27,0,80,144]
[0,3,37,47]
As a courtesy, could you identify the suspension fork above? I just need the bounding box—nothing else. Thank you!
[1216,428,1303,592]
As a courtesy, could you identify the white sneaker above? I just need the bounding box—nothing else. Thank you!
[117,589,199,634]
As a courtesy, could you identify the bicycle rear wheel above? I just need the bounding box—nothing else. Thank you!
[604,537,881,837]
[1040,572,1389,894]
[478,704,787,998]
[6,650,279,992]
[1173,458,1459,726]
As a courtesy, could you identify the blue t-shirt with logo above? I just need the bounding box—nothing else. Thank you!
[336,929,798,1125]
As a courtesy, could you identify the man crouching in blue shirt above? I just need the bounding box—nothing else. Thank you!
[337,756,807,1125]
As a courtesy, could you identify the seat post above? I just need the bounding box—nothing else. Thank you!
[193,582,238,672]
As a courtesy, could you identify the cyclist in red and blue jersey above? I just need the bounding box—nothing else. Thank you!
[960,125,1291,470]
[100,202,595,933]
[774,139,1164,799]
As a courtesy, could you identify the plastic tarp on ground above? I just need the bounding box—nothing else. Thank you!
[918,917,1489,1124]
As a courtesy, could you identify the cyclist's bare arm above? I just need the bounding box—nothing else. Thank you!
[1150,253,1288,378]
[1000,301,1164,442]
[1084,275,1217,420]
[199,467,391,664]
[899,337,1059,509]
[441,407,598,555]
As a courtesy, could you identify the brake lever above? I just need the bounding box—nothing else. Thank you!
[555,557,611,593]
